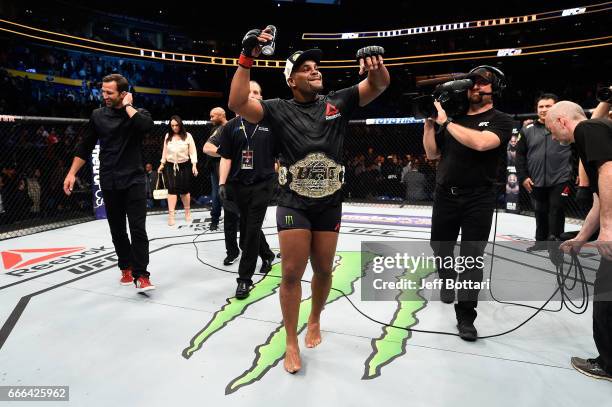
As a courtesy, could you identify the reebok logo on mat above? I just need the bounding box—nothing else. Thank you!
[1,247,85,270]
[325,103,341,120]
[2,246,113,277]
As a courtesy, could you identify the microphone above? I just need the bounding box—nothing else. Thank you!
[261,25,277,56]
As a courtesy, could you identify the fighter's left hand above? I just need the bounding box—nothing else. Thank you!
[433,101,448,125]
[356,46,385,75]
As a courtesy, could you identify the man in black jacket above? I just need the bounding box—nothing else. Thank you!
[516,93,571,251]
[63,74,155,292]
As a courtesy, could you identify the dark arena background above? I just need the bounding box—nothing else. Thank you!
[0,1,611,405]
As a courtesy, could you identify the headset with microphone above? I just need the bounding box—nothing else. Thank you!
[467,65,507,96]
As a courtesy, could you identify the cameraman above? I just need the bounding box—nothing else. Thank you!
[423,66,514,341]
[547,101,612,381]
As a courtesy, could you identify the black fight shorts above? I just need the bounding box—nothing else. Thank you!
[276,205,342,233]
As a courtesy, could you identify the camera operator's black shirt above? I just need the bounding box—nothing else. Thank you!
[75,106,153,190]
[218,116,276,185]
[574,118,612,195]
[434,108,514,187]
[260,85,360,209]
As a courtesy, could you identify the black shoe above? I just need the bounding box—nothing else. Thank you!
[276,252,282,258]
[440,286,455,304]
[259,256,273,275]
[209,222,219,231]
[526,241,547,252]
[457,320,478,342]
[223,252,240,266]
[235,281,250,299]
[571,357,612,382]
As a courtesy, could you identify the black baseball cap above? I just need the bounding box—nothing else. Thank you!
[284,49,323,82]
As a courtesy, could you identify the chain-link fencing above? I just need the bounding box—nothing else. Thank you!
[0,115,588,239]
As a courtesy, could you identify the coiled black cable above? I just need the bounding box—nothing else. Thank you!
[189,204,590,339]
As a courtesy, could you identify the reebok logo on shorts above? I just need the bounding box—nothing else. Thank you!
[325,103,341,120]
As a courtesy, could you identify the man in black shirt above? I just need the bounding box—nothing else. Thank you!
[63,74,155,291]
[204,108,242,264]
[547,101,612,382]
[423,66,514,341]
[203,107,228,231]
[515,94,572,251]
[228,27,389,373]
[218,80,276,299]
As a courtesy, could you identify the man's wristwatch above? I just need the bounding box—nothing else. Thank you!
[439,117,453,131]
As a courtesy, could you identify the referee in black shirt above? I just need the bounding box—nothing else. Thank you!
[63,74,156,292]
[218,80,276,299]
[423,66,514,341]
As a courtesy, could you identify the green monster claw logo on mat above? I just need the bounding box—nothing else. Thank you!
[182,251,435,394]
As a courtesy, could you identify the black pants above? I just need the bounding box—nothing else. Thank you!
[223,207,240,256]
[430,185,495,323]
[102,183,149,279]
[593,257,612,373]
[229,179,275,284]
[531,183,566,240]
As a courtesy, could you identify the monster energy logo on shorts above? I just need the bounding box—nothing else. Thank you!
[181,251,435,394]
[285,215,294,226]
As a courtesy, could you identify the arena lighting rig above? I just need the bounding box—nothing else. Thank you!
[0,1,611,68]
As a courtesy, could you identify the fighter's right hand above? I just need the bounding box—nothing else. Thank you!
[63,174,76,196]
[241,28,273,58]
[219,184,227,201]
[523,177,534,193]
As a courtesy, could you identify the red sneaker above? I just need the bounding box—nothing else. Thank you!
[135,276,156,292]
[120,268,133,286]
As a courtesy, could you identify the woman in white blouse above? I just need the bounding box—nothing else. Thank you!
[158,115,198,225]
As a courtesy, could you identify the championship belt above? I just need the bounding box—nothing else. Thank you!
[278,152,345,198]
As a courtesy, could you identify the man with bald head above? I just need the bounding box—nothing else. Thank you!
[546,100,612,381]
[204,107,228,231]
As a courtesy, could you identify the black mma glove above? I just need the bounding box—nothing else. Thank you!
[241,29,262,57]
[356,46,385,62]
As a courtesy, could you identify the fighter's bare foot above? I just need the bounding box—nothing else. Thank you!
[284,342,301,374]
[305,321,322,348]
